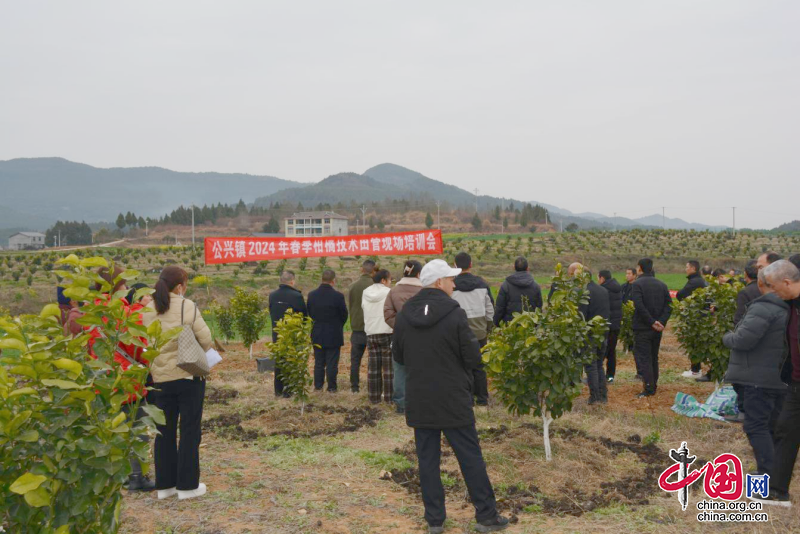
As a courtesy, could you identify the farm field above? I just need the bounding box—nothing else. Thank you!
[118,332,800,534]
[2,229,800,534]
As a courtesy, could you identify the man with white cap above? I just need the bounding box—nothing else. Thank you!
[392,259,508,533]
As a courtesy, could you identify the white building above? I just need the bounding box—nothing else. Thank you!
[284,211,348,237]
[9,232,46,250]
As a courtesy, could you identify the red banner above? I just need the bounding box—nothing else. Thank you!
[204,230,444,265]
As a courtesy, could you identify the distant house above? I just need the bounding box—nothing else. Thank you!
[9,232,46,250]
[284,211,348,237]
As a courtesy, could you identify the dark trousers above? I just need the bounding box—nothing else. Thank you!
[121,402,150,476]
[605,329,619,377]
[314,347,341,391]
[771,382,800,494]
[733,383,745,414]
[585,343,608,401]
[153,378,205,491]
[634,329,662,394]
[414,425,498,527]
[742,385,785,475]
[349,331,367,390]
[473,338,489,405]
[272,333,289,397]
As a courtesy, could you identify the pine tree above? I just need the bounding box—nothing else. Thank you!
[471,213,482,231]
[116,213,126,230]
[425,212,434,229]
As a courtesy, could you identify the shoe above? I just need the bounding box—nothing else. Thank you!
[395,407,405,415]
[178,483,207,500]
[749,490,791,507]
[636,391,655,399]
[476,401,489,407]
[429,526,445,534]
[599,395,608,404]
[588,396,598,405]
[157,487,178,500]
[695,374,711,382]
[475,515,509,532]
[126,474,156,492]
[351,387,359,393]
[681,370,702,379]
[634,374,643,381]
[607,376,614,384]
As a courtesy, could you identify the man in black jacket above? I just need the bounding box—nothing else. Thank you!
[621,267,637,304]
[393,259,508,533]
[723,269,790,478]
[307,269,348,392]
[677,260,707,378]
[631,258,672,398]
[268,270,307,397]
[493,256,543,326]
[598,270,622,383]
[570,264,610,404]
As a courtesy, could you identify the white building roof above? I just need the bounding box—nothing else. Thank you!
[11,232,46,238]
[286,211,348,221]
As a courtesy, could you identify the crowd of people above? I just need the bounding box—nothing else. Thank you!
[54,248,800,531]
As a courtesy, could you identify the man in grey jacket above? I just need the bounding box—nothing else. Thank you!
[723,266,790,478]
[452,252,494,406]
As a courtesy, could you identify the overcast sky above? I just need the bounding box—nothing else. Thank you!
[1,1,798,229]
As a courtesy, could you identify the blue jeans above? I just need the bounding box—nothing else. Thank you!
[392,360,406,410]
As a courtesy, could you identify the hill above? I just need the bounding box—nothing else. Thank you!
[0,157,300,230]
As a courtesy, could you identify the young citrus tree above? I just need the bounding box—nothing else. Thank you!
[619,300,635,353]
[268,311,314,414]
[0,254,178,534]
[483,265,607,461]
[210,303,236,343]
[229,287,269,359]
[673,279,740,387]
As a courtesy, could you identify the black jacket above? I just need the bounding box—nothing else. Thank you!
[268,284,307,342]
[493,271,543,326]
[630,273,672,331]
[307,284,348,348]
[579,280,611,322]
[733,281,761,326]
[676,273,707,301]
[723,293,790,389]
[392,288,481,429]
[621,281,634,303]
[601,278,623,330]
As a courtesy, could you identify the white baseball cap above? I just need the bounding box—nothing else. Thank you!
[420,259,462,287]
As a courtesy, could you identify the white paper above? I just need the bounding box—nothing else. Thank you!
[205,348,223,369]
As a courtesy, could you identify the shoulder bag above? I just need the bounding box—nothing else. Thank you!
[177,299,210,377]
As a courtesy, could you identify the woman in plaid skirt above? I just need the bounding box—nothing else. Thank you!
[362,269,394,403]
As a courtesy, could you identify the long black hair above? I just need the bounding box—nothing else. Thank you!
[154,266,188,314]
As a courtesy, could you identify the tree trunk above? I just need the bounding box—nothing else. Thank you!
[542,411,553,462]
[249,344,253,359]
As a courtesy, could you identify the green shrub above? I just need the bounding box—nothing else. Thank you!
[483,265,607,461]
[673,278,740,385]
[229,287,269,359]
[269,312,314,413]
[0,254,177,534]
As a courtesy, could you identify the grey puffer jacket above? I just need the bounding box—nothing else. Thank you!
[723,293,790,389]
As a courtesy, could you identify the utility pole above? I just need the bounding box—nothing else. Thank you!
[57,230,61,248]
[473,188,479,213]
[662,207,666,230]
[360,205,367,234]
[145,219,148,236]
[191,204,195,248]
[732,207,736,235]
[545,211,548,226]
[560,220,563,233]
[435,200,442,229]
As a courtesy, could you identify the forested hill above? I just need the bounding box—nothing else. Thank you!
[0,157,300,229]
